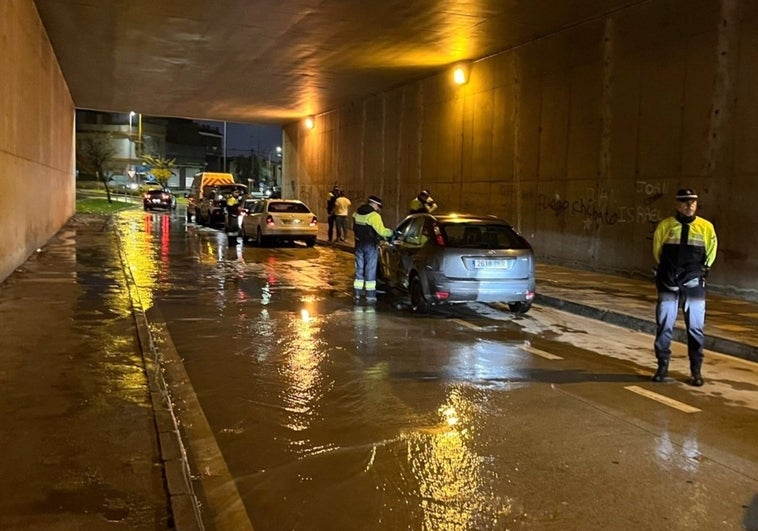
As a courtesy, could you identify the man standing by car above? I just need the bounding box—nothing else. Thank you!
[353,195,393,303]
[334,189,351,242]
[651,188,717,386]
[326,185,340,242]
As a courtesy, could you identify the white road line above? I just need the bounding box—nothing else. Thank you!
[452,318,483,331]
[523,344,563,360]
[625,385,701,413]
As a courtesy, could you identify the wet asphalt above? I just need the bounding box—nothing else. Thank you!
[0,210,758,529]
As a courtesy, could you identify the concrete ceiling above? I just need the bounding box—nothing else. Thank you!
[34,0,635,126]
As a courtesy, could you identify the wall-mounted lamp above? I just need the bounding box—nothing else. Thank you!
[305,116,316,129]
[453,62,470,85]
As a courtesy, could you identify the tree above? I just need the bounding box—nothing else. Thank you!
[77,134,118,203]
[141,154,176,187]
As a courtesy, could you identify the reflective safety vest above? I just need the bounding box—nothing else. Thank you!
[653,215,717,287]
[353,205,392,245]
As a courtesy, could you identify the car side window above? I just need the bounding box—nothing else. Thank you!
[420,218,435,246]
[253,202,264,214]
[404,218,426,246]
[393,219,414,243]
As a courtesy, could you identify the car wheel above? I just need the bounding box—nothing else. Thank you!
[410,276,430,314]
[508,301,532,314]
[305,238,316,247]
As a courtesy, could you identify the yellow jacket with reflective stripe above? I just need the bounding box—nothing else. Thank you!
[653,215,717,286]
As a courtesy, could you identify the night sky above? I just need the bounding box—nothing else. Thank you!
[197,121,282,158]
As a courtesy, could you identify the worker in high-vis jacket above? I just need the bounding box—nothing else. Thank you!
[409,189,438,214]
[651,188,717,387]
[352,195,393,303]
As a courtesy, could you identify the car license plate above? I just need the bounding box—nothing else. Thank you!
[473,259,512,269]
[282,219,301,225]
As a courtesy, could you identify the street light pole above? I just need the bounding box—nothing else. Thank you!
[128,111,136,161]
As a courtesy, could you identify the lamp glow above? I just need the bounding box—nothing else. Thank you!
[305,116,315,129]
[453,65,469,85]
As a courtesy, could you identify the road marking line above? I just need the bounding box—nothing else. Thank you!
[452,318,483,331]
[625,385,701,413]
[523,344,563,360]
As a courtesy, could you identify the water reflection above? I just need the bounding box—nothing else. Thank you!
[400,387,513,529]
[654,422,701,473]
[279,302,329,435]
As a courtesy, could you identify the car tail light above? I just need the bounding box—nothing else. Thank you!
[526,290,535,301]
[435,291,450,300]
[310,216,318,227]
[266,215,275,226]
[433,224,445,246]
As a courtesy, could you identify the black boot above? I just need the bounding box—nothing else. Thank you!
[689,360,704,387]
[651,359,669,382]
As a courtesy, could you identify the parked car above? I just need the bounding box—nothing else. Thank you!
[378,213,535,313]
[196,184,247,228]
[143,187,176,211]
[240,199,318,246]
[238,198,260,230]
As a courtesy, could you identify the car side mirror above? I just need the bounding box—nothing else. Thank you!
[183,192,189,198]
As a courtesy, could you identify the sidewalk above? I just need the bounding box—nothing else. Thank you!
[0,215,197,530]
[317,222,758,363]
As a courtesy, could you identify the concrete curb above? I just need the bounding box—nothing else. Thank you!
[115,221,205,531]
[535,293,758,363]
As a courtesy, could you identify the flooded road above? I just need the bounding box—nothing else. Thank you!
[115,209,758,530]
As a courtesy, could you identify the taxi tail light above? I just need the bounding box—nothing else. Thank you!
[310,216,318,227]
[266,215,275,226]
[435,291,450,300]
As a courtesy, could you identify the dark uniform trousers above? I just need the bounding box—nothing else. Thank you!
[654,280,706,373]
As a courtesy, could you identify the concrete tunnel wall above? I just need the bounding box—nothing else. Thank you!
[0,1,75,284]
[283,0,757,301]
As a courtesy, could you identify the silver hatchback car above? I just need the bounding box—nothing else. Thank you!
[378,213,535,313]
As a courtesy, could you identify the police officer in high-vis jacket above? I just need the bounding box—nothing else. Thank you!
[352,195,392,303]
[652,188,717,386]
[409,189,438,214]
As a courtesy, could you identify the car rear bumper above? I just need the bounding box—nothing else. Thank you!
[144,200,171,209]
[429,277,535,304]
[262,227,318,239]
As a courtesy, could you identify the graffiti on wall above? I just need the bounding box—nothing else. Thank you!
[537,180,668,232]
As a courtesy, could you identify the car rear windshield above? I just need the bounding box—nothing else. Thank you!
[441,223,530,249]
[267,202,311,213]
